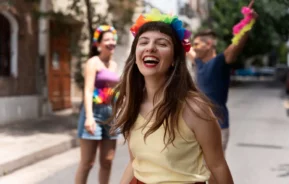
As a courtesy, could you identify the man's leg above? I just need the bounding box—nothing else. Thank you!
[221,128,230,153]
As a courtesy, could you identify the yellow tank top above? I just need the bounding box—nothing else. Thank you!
[129,113,210,184]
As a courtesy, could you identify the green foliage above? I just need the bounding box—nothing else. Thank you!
[279,43,289,64]
[1,0,14,5]
[27,0,136,90]
[201,0,289,67]
[69,0,137,89]
[107,0,136,43]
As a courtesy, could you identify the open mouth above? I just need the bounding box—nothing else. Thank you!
[105,44,116,51]
[143,56,159,68]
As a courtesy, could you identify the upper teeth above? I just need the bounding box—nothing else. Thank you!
[144,57,159,62]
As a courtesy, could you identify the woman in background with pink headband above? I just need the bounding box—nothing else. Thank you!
[75,25,119,184]
[110,9,233,184]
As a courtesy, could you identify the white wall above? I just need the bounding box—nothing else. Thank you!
[0,96,39,125]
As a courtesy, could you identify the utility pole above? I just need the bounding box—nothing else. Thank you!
[176,0,180,16]
[206,0,213,28]
[37,0,50,116]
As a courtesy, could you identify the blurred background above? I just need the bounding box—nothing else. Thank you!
[0,0,288,183]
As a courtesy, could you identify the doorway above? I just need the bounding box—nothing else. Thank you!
[48,21,72,110]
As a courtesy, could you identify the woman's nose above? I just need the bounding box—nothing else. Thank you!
[145,43,157,52]
[110,40,116,45]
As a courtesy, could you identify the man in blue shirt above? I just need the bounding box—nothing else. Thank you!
[187,11,258,154]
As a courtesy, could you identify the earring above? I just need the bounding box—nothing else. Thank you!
[97,47,102,52]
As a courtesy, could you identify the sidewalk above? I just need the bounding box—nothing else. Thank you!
[0,114,79,176]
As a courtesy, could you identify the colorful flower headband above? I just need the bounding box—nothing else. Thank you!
[232,6,256,45]
[130,9,192,52]
[93,25,118,45]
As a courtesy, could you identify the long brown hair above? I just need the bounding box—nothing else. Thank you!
[110,22,217,146]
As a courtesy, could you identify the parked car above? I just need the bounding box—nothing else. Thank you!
[233,67,275,77]
[275,64,288,83]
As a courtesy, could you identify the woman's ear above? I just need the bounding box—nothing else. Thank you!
[95,42,101,52]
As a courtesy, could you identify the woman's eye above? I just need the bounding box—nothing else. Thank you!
[139,42,148,45]
[158,43,167,47]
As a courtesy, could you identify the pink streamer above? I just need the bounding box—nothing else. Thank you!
[233,6,254,35]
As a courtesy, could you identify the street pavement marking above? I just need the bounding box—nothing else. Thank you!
[237,143,286,149]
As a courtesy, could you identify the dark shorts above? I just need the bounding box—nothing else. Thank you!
[77,104,118,140]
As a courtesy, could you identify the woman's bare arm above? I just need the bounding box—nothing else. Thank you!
[184,97,234,184]
[84,57,98,119]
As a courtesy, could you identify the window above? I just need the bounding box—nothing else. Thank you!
[0,14,11,76]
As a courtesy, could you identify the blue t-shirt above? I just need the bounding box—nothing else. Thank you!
[195,53,230,129]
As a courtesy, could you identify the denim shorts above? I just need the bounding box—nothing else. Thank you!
[77,104,118,140]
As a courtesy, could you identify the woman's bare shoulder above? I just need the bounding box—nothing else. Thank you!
[182,94,215,131]
[184,95,211,116]
[87,56,101,65]
[86,56,102,71]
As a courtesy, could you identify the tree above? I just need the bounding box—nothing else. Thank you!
[67,0,137,89]
[27,0,137,91]
[201,0,289,67]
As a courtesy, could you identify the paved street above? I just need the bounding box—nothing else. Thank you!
[1,81,288,184]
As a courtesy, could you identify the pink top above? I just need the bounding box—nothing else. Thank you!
[94,69,119,88]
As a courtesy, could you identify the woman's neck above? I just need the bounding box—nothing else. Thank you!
[98,53,112,66]
[144,76,166,104]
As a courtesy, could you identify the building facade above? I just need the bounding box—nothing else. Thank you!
[0,0,139,125]
[0,0,39,124]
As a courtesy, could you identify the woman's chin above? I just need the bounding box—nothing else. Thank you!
[139,70,163,79]
[108,49,115,54]
[102,49,115,56]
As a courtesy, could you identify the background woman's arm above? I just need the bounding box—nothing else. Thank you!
[83,57,98,134]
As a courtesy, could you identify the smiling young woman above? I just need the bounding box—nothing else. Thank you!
[75,25,120,184]
[110,9,234,184]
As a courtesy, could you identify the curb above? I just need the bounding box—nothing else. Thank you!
[0,133,125,177]
[0,132,79,177]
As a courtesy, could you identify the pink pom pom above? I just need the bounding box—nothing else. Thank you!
[240,19,246,25]
[233,6,255,36]
[233,28,237,34]
[239,22,246,28]
[246,14,254,20]
[233,24,242,34]
[243,17,252,24]
[241,7,251,15]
